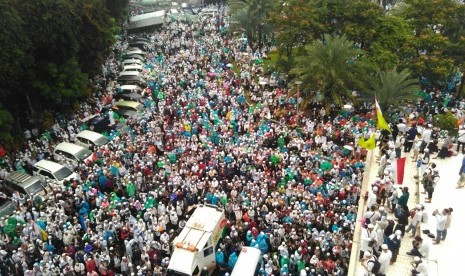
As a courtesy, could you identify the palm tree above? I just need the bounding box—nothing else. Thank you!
[291,34,371,108]
[228,0,275,50]
[365,66,420,114]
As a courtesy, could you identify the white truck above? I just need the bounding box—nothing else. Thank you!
[167,204,226,276]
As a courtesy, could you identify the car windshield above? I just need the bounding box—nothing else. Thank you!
[0,197,9,205]
[25,182,44,195]
[96,136,109,146]
[76,148,92,160]
[54,167,73,181]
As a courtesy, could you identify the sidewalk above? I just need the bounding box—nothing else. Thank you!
[388,152,465,276]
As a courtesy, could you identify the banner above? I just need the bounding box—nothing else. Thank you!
[396,157,406,184]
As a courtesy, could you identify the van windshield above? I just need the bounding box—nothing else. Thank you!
[54,167,73,181]
[96,136,109,146]
[25,181,44,195]
[76,148,92,160]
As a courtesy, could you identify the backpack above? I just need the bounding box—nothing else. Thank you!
[368,256,381,275]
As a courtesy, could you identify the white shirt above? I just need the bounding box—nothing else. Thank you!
[415,261,428,276]
[435,213,447,231]
[378,250,392,274]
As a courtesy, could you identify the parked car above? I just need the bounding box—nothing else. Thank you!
[117,71,145,85]
[75,130,109,149]
[33,159,79,185]
[122,59,144,67]
[123,65,144,72]
[113,100,144,119]
[53,142,93,166]
[123,53,145,61]
[2,171,51,201]
[114,85,147,103]
[80,113,126,134]
[0,195,17,219]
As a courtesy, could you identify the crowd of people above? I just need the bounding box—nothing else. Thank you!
[0,3,463,276]
[359,102,462,275]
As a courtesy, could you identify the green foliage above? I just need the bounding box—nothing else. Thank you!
[291,34,372,108]
[395,0,465,89]
[256,0,465,97]
[364,66,420,114]
[0,0,33,97]
[0,0,127,138]
[229,0,276,49]
[38,110,55,132]
[367,15,415,70]
[267,0,322,55]
[434,112,458,134]
[314,0,383,49]
[0,108,14,142]
[33,58,88,103]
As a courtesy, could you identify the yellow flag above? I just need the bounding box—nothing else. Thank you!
[358,137,366,148]
[358,134,376,150]
[375,97,391,132]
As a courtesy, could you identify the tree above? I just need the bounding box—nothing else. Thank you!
[0,107,14,143]
[395,0,465,90]
[291,34,371,108]
[229,0,276,50]
[267,0,322,56]
[0,0,32,98]
[313,0,384,50]
[76,0,117,74]
[32,58,88,106]
[365,66,420,114]
[367,15,415,70]
[0,0,127,138]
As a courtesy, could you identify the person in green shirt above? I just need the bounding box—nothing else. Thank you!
[397,187,410,207]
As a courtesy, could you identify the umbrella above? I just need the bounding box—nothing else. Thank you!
[259,80,268,86]
[226,63,233,68]
[343,145,354,151]
[208,72,216,77]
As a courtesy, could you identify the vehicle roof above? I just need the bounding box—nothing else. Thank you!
[174,227,210,251]
[115,100,143,109]
[76,130,106,142]
[120,85,143,90]
[231,247,261,276]
[126,49,145,55]
[123,54,145,60]
[5,171,42,188]
[119,71,141,77]
[185,205,224,232]
[167,248,196,275]
[34,159,65,173]
[122,58,143,64]
[55,142,87,155]
[123,65,144,70]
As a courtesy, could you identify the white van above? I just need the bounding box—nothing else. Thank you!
[230,247,261,276]
[117,71,144,85]
[125,49,145,56]
[123,64,144,72]
[53,142,93,166]
[75,130,109,149]
[167,205,226,276]
[119,85,143,94]
[122,59,144,66]
[33,159,79,185]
